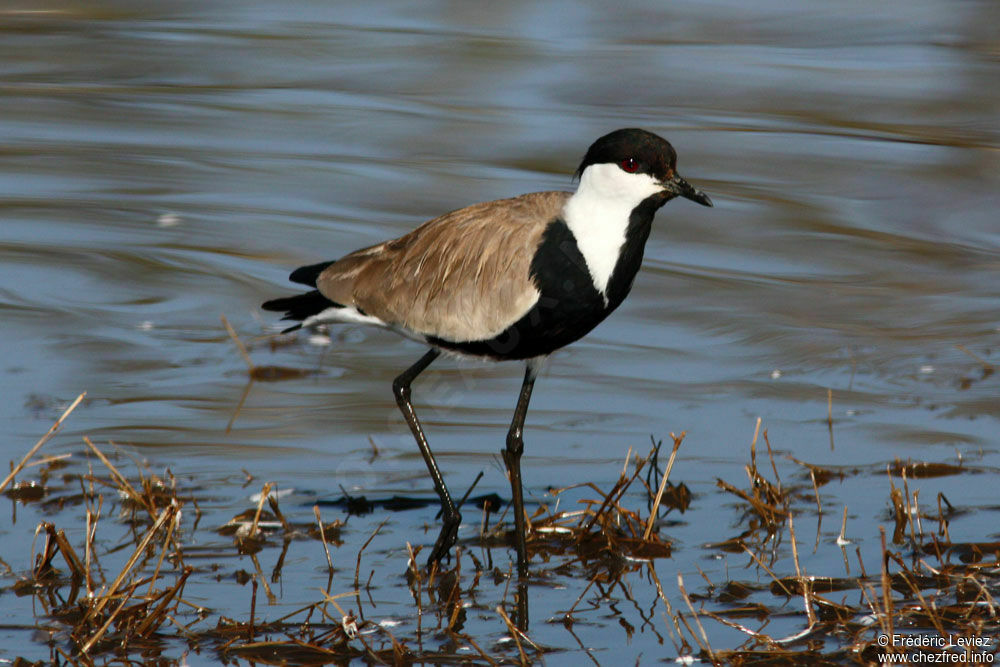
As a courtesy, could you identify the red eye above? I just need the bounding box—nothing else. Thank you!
[619,157,639,173]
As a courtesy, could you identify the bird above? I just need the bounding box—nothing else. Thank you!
[262,128,712,574]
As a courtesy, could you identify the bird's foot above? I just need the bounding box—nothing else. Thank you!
[424,510,461,570]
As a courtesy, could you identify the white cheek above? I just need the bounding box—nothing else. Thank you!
[580,163,662,205]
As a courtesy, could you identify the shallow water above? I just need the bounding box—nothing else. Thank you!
[1,0,998,663]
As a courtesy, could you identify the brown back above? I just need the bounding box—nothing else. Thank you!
[316,191,570,342]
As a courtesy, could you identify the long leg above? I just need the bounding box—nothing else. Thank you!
[502,362,537,576]
[392,348,460,566]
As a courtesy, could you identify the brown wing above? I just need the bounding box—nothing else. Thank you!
[315,191,570,342]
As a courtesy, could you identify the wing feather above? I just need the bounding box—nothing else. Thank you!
[314,191,570,342]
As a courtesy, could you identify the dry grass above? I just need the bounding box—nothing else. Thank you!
[684,421,1000,665]
[2,400,999,665]
[0,405,695,663]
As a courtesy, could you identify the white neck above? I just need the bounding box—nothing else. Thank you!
[562,163,662,297]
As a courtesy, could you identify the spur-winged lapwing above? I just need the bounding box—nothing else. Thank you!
[263,128,712,574]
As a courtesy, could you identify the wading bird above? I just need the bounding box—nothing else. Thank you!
[263,128,712,574]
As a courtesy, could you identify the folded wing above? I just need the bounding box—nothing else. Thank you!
[315,191,570,343]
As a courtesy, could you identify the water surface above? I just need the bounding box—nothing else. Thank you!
[1,0,998,663]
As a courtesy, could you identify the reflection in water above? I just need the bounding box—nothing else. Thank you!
[0,0,998,661]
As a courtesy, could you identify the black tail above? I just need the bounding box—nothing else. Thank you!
[262,290,340,333]
[289,260,336,287]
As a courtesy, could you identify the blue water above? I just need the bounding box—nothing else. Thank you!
[1,1,998,663]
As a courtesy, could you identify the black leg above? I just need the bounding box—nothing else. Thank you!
[514,578,530,631]
[392,348,460,567]
[502,362,537,576]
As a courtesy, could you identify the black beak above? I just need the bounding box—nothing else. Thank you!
[663,174,713,207]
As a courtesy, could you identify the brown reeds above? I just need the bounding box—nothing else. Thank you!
[4,401,999,664]
[1,392,85,494]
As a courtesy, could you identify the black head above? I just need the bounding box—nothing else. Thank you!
[575,128,677,181]
[574,128,712,207]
